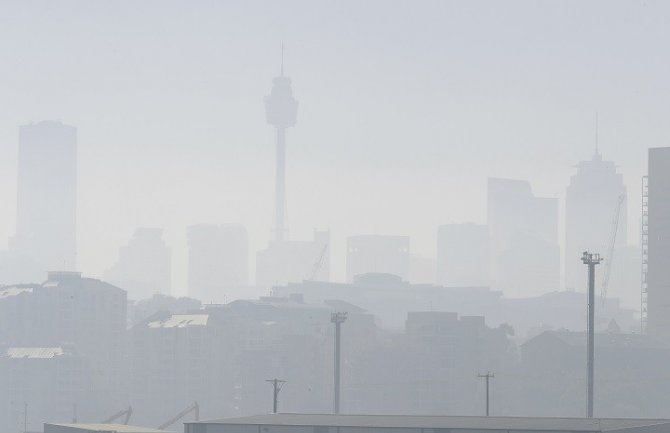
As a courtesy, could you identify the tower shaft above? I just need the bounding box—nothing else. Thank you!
[275,127,286,241]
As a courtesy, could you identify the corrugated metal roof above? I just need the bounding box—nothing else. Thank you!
[4,347,65,359]
[0,286,33,299]
[46,423,171,433]
[187,413,670,432]
[147,314,209,328]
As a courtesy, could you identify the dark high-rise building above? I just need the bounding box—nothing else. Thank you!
[9,121,77,279]
[188,224,249,302]
[565,150,627,291]
[647,147,670,336]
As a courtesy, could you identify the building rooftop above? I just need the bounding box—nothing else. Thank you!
[147,314,209,328]
[46,423,170,433]
[0,286,33,299]
[4,347,66,359]
[187,413,670,432]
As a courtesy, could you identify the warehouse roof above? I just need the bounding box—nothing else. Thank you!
[0,286,33,299]
[187,413,670,432]
[147,314,209,328]
[46,423,170,433]
[4,347,66,359]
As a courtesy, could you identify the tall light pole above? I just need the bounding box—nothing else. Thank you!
[582,251,602,418]
[331,312,347,414]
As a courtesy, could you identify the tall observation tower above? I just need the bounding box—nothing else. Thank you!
[265,47,298,241]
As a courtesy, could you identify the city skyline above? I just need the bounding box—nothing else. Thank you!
[0,0,664,305]
[2,1,670,429]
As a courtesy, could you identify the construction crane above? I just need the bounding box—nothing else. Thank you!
[101,406,133,425]
[157,402,199,431]
[306,244,328,281]
[601,194,626,302]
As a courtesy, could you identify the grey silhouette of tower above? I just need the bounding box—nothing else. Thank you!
[265,46,298,241]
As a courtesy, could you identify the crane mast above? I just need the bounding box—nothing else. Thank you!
[601,194,626,301]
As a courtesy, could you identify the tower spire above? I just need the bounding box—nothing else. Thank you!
[281,42,284,77]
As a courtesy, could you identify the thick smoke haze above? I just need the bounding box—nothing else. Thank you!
[0,0,667,305]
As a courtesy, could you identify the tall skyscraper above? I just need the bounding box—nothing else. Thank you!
[565,150,627,291]
[9,121,77,278]
[188,224,249,302]
[487,178,559,297]
[436,223,491,287]
[265,49,298,241]
[647,147,670,336]
[105,228,172,300]
[346,235,410,282]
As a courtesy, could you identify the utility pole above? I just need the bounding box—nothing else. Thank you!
[582,251,602,418]
[478,372,494,416]
[265,379,285,413]
[331,312,347,414]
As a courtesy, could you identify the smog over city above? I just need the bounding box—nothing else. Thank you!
[0,1,669,432]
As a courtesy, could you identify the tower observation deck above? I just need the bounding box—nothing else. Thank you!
[265,52,298,241]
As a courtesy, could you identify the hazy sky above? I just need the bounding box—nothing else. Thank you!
[0,0,668,301]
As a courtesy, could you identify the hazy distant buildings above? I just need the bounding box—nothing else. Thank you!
[520,330,670,417]
[487,178,559,297]
[436,223,490,287]
[647,147,670,337]
[188,224,248,302]
[105,228,172,300]
[409,254,436,285]
[3,121,77,283]
[346,235,410,282]
[256,230,329,288]
[0,272,126,422]
[0,347,87,432]
[565,150,627,290]
[131,312,226,425]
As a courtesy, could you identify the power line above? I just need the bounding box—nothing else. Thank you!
[477,372,494,416]
[265,378,286,414]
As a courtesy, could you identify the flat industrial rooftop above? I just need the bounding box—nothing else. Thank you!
[188,413,670,432]
[46,423,171,433]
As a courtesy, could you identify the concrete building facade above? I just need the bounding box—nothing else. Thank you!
[487,178,559,297]
[436,223,490,287]
[565,150,627,291]
[188,224,249,303]
[3,121,77,284]
[647,147,670,336]
[346,235,409,282]
[256,230,329,289]
[105,228,172,300]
